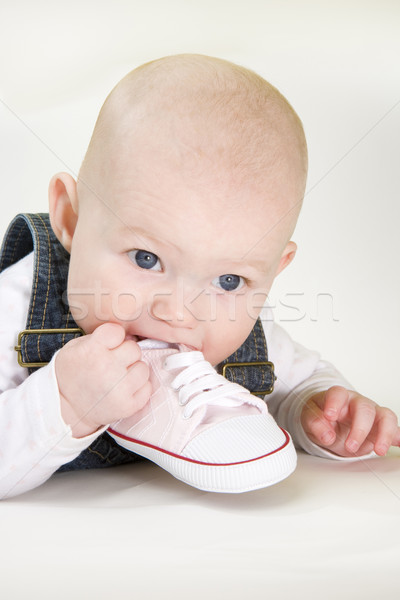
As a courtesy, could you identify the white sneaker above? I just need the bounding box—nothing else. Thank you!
[108,339,297,493]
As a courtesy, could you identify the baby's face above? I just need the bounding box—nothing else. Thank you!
[66,144,297,366]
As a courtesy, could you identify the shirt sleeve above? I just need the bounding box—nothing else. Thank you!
[261,304,375,460]
[0,253,107,499]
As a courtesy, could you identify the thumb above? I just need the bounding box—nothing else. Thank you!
[91,323,126,349]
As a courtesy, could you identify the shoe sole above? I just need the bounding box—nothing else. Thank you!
[107,428,297,493]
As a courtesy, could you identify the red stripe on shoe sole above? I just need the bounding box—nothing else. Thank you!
[107,427,291,467]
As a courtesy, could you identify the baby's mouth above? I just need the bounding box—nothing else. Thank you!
[125,334,147,342]
[125,334,199,352]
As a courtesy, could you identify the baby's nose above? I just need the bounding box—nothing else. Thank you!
[149,286,206,328]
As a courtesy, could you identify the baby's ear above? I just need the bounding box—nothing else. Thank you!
[48,172,78,252]
[275,241,297,276]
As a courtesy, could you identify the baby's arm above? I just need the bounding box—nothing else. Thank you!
[0,255,151,498]
[301,386,400,457]
[0,360,108,498]
[0,324,150,499]
[0,255,85,498]
[262,307,400,459]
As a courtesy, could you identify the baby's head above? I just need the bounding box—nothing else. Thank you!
[49,54,307,365]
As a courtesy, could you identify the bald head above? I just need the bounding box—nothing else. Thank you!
[77,54,307,241]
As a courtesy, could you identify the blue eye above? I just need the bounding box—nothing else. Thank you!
[129,249,161,271]
[213,274,244,292]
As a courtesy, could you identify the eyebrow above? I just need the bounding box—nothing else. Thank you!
[119,225,174,250]
[227,258,269,274]
[120,225,269,273]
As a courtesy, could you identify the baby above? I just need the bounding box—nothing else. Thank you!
[0,54,399,498]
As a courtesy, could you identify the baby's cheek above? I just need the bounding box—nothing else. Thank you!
[204,323,254,366]
[245,289,268,321]
[68,291,92,324]
[109,291,143,323]
[216,289,265,325]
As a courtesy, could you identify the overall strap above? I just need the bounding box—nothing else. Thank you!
[0,213,83,374]
[217,318,275,397]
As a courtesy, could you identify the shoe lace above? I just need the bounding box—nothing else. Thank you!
[163,350,266,419]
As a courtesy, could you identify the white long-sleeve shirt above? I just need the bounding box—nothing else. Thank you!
[0,252,357,498]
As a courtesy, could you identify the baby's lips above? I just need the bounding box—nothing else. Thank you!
[125,334,147,343]
[125,333,200,351]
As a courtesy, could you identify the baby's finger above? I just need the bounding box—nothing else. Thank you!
[120,361,150,408]
[345,400,377,454]
[301,400,336,447]
[322,386,351,421]
[113,339,142,367]
[373,409,400,456]
[91,323,126,349]
[132,380,152,412]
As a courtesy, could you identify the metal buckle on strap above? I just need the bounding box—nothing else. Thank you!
[221,361,275,396]
[14,328,84,368]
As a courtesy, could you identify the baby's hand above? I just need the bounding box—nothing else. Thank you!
[301,386,400,457]
[55,323,151,438]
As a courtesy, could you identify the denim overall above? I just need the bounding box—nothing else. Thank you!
[0,213,275,471]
